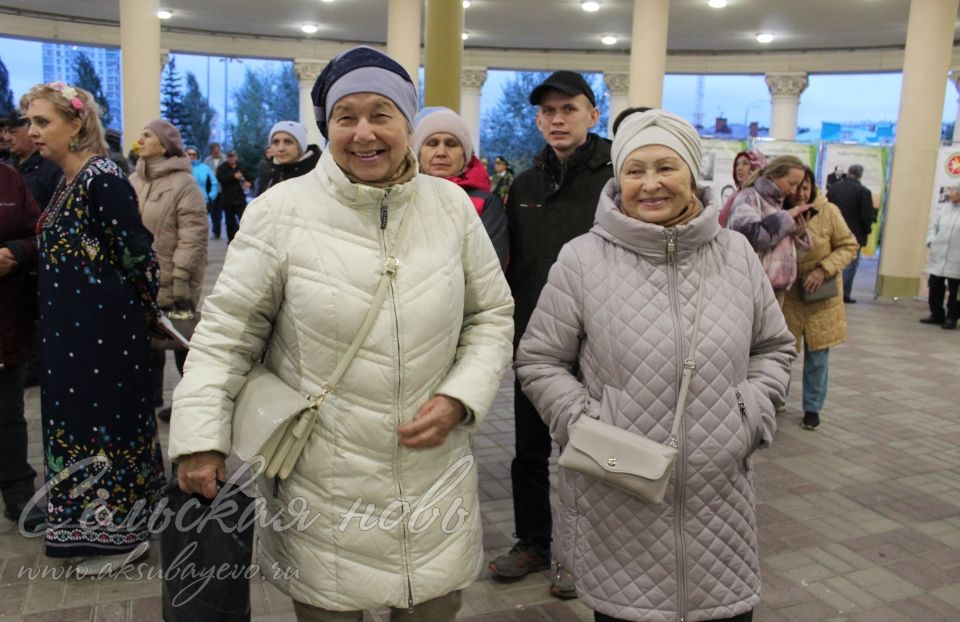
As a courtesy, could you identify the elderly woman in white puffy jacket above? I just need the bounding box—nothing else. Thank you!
[921,185,960,330]
[167,47,514,622]
[515,110,795,622]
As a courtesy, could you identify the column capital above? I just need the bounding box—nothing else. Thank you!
[462,68,488,92]
[604,72,630,96]
[765,72,809,100]
[293,59,326,85]
[160,49,169,71]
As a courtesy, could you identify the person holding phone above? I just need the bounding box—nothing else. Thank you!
[782,166,857,430]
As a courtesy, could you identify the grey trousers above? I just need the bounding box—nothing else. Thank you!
[293,591,461,622]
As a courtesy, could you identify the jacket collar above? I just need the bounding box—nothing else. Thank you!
[445,155,490,192]
[592,178,720,263]
[754,176,785,204]
[315,147,417,208]
[535,133,611,184]
[137,155,192,180]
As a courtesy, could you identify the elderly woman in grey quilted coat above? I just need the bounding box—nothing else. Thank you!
[515,110,796,622]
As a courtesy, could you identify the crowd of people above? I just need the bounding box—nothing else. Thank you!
[0,42,956,622]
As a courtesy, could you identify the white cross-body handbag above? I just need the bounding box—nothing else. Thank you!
[231,203,413,481]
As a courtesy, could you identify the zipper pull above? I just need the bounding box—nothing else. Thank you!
[380,189,392,230]
[666,230,677,265]
[735,388,747,417]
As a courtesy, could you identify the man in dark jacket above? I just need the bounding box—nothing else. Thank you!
[2,110,62,211]
[0,163,45,534]
[215,150,251,243]
[827,164,875,303]
[491,70,612,598]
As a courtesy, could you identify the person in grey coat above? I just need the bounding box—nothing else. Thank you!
[515,110,796,622]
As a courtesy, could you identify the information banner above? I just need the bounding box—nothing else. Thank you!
[699,139,747,208]
[820,144,889,256]
[751,139,818,169]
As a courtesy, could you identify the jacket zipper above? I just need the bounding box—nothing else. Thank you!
[665,229,688,622]
[378,190,415,612]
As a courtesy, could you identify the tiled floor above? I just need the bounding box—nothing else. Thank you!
[2,241,959,622]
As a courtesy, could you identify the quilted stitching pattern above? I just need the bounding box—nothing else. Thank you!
[517,188,795,621]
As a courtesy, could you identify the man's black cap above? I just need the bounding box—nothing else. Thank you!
[529,71,596,107]
[0,109,28,128]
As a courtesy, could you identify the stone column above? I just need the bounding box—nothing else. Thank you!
[950,70,960,144]
[460,68,486,157]
[605,72,630,136]
[387,0,422,89]
[765,73,808,140]
[879,0,960,298]
[627,0,669,108]
[120,0,160,153]
[424,0,464,111]
[294,60,326,148]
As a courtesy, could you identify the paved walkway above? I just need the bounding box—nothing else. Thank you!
[2,239,959,622]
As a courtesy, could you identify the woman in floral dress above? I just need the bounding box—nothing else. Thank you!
[22,83,166,575]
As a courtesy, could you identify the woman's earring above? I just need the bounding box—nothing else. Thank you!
[69,138,79,152]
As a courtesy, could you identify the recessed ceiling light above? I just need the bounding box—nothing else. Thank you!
[708,0,727,8]
[320,0,334,3]
[462,0,471,7]
[301,24,318,34]
[462,32,469,41]
[601,35,617,45]
[156,10,173,19]
[582,2,600,12]
[756,32,774,43]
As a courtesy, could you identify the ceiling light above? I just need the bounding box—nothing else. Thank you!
[461,32,469,41]
[708,0,727,8]
[601,35,617,45]
[320,0,334,3]
[462,1,471,7]
[156,10,173,19]
[301,24,318,34]
[582,2,600,12]
[756,32,774,43]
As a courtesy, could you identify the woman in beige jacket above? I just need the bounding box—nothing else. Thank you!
[129,119,208,421]
[782,167,858,431]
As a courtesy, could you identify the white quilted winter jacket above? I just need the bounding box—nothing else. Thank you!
[168,149,514,611]
[516,180,795,622]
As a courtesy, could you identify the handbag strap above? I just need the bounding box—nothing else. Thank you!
[308,200,415,406]
[667,252,707,449]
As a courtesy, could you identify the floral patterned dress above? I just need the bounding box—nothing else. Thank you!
[37,156,166,558]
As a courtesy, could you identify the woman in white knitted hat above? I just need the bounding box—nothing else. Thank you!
[414,107,508,270]
[255,120,321,197]
[515,109,795,622]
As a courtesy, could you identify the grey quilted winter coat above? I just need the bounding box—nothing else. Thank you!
[516,180,795,622]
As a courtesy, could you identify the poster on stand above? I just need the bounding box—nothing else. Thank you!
[699,139,748,208]
[751,139,818,169]
[820,144,889,256]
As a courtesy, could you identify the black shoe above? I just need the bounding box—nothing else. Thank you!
[4,504,46,534]
[156,406,172,423]
[489,539,551,578]
[801,411,820,430]
[843,297,857,304]
[920,315,944,324]
[943,318,958,330]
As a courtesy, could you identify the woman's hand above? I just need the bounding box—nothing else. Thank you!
[786,203,813,219]
[398,395,466,449]
[803,266,827,293]
[177,451,226,499]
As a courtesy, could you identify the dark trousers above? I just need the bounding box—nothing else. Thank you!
[224,201,245,243]
[595,610,753,622]
[928,274,960,321]
[842,248,860,299]
[207,197,223,238]
[151,348,188,407]
[510,378,553,544]
[0,364,38,511]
